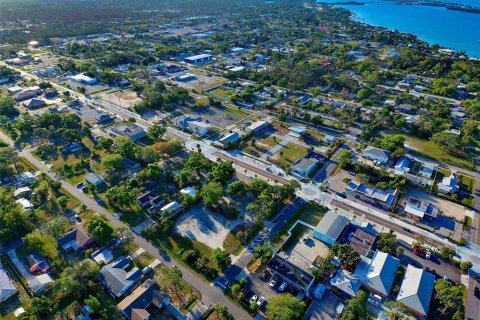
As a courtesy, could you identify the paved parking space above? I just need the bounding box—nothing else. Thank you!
[304,290,342,320]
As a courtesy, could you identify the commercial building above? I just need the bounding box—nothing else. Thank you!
[396,265,435,318]
[292,157,319,177]
[70,73,97,85]
[267,255,315,297]
[345,181,398,210]
[245,119,271,134]
[184,54,213,65]
[172,115,211,136]
[313,211,349,246]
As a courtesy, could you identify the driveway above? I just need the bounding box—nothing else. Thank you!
[0,130,252,320]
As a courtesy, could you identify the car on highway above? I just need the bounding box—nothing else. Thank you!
[249,295,258,304]
[257,296,266,307]
[279,282,287,292]
[269,279,277,287]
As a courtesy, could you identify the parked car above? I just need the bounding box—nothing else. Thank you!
[269,279,277,287]
[257,296,266,307]
[425,250,431,259]
[279,282,287,292]
[249,295,258,304]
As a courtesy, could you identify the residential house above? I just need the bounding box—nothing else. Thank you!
[117,280,168,320]
[160,201,181,215]
[85,172,105,188]
[16,198,33,211]
[108,124,146,141]
[362,146,391,164]
[13,186,31,198]
[345,181,399,210]
[437,174,459,194]
[0,263,17,303]
[96,113,115,125]
[394,156,411,173]
[313,211,349,246]
[99,257,149,298]
[180,187,196,198]
[404,197,439,221]
[396,265,435,318]
[24,98,46,109]
[355,251,400,297]
[27,253,50,274]
[419,164,435,179]
[292,157,319,177]
[57,226,94,252]
[14,89,42,102]
[330,268,362,298]
[123,158,141,171]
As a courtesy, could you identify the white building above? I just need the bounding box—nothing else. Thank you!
[362,146,391,164]
[437,174,459,194]
[70,74,97,85]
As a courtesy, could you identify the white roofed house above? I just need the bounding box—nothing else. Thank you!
[180,187,196,198]
[437,173,459,194]
[160,201,181,216]
[70,73,97,85]
[184,54,213,65]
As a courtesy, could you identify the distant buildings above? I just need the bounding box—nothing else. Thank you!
[345,181,399,210]
[313,211,349,246]
[70,73,97,85]
[184,54,213,65]
[362,146,391,164]
[419,164,435,179]
[396,265,435,318]
[245,119,271,134]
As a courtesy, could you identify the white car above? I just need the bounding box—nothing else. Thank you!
[257,296,266,307]
[425,250,431,259]
[269,279,277,287]
[279,282,287,292]
[249,295,258,304]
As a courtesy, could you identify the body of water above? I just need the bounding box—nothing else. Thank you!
[320,0,480,57]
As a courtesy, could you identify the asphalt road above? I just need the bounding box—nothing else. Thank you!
[0,131,252,320]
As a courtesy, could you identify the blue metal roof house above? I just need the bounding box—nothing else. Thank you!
[313,211,349,246]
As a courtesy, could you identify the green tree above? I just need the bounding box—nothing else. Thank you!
[84,295,100,313]
[24,231,58,259]
[212,248,231,270]
[147,123,166,141]
[226,180,247,196]
[266,294,305,320]
[86,217,114,245]
[0,94,17,116]
[208,160,235,184]
[253,242,273,265]
[27,296,51,318]
[57,195,69,212]
[376,232,398,255]
[102,153,124,170]
[332,243,361,271]
[338,150,353,169]
[201,181,224,208]
[43,216,70,238]
[105,184,139,209]
[339,290,367,320]
[433,279,464,318]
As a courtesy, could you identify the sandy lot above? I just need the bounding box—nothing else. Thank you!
[404,188,467,221]
[282,228,330,271]
[99,89,143,109]
[174,204,244,249]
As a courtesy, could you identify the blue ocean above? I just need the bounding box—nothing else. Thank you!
[319,0,480,58]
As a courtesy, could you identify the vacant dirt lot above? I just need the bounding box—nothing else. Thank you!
[174,203,245,250]
[99,89,142,108]
[404,188,467,221]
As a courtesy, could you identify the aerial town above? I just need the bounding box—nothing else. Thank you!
[0,0,479,320]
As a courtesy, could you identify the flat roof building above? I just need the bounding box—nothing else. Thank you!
[70,73,97,85]
[108,124,146,141]
[184,54,213,65]
[292,157,319,177]
[267,255,315,297]
[313,211,349,246]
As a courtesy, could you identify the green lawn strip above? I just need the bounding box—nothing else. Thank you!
[402,135,475,170]
[223,228,245,255]
[272,142,308,169]
[282,224,312,251]
[457,174,476,195]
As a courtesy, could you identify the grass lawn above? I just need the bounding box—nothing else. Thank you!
[402,135,475,170]
[223,227,245,255]
[225,106,250,117]
[282,224,312,251]
[272,202,327,248]
[436,167,452,182]
[210,87,234,98]
[272,142,309,170]
[458,174,476,195]
[117,207,148,227]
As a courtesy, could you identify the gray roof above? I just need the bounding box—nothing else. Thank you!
[99,257,144,297]
[330,269,361,297]
[292,157,318,171]
[315,211,349,241]
[108,124,146,140]
[363,146,391,159]
[396,265,435,316]
[85,172,104,186]
[356,251,400,296]
[117,279,167,320]
[0,263,17,302]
